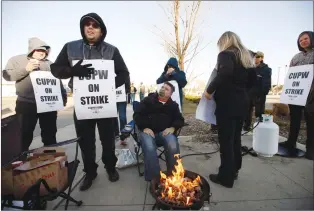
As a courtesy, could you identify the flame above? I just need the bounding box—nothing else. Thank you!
[159,154,201,206]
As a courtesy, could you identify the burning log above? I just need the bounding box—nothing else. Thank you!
[157,154,203,206]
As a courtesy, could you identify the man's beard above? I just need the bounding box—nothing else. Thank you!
[158,89,165,97]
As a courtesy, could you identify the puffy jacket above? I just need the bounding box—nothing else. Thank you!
[133,93,184,133]
[156,58,187,107]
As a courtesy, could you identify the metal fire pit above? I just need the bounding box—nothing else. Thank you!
[150,170,211,210]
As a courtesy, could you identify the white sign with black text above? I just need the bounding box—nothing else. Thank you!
[157,80,182,112]
[116,84,127,102]
[280,64,313,106]
[30,71,64,113]
[195,68,217,125]
[73,60,117,120]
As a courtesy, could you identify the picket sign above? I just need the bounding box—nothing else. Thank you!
[29,71,64,113]
[157,80,182,112]
[195,68,217,125]
[72,60,117,120]
[116,84,127,102]
[280,64,313,106]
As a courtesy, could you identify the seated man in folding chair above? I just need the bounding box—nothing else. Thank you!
[133,82,185,181]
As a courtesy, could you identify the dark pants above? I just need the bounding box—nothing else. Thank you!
[243,95,266,130]
[139,93,144,101]
[139,132,180,181]
[130,93,135,104]
[114,102,127,135]
[74,111,118,177]
[287,105,314,152]
[216,114,243,187]
[127,93,131,104]
[15,101,57,151]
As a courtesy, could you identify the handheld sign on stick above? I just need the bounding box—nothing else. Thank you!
[73,60,117,120]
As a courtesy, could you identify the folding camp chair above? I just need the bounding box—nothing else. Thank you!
[1,116,82,211]
[120,101,183,177]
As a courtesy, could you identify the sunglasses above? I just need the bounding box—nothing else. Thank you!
[255,56,262,58]
[84,22,100,29]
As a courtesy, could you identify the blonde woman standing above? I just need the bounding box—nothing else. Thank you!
[204,31,255,188]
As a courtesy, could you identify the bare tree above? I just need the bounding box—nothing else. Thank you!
[153,0,209,81]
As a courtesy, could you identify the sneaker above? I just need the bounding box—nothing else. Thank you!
[106,168,119,182]
[79,173,97,191]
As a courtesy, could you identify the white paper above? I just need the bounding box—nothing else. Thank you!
[30,71,64,113]
[280,64,314,106]
[73,60,117,120]
[195,68,217,124]
[157,80,182,112]
[116,84,127,102]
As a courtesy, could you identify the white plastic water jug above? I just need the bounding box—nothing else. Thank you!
[252,114,279,157]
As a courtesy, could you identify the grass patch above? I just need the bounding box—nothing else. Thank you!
[182,98,197,115]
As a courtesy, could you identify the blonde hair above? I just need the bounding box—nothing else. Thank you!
[217,31,255,69]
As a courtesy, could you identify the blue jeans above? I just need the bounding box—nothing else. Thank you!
[130,93,135,104]
[139,93,144,101]
[139,132,180,181]
[115,102,127,135]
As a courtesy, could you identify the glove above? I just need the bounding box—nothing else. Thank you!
[71,59,95,77]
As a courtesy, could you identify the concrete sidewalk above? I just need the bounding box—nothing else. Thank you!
[29,105,313,211]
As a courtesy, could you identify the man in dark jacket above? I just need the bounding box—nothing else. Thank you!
[3,37,67,152]
[156,57,187,107]
[133,82,184,181]
[50,13,130,191]
[279,31,314,160]
[243,51,272,131]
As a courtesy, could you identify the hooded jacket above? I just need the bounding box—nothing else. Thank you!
[50,13,129,93]
[254,62,272,96]
[133,93,184,133]
[156,58,187,106]
[289,31,314,113]
[3,37,67,104]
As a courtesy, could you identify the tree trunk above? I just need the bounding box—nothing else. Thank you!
[179,56,185,71]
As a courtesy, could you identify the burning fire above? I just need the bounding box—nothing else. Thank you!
[159,154,201,206]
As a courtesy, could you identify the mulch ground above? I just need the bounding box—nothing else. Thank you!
[181,114,307,145]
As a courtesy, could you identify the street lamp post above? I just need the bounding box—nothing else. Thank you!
[277,67,281,95]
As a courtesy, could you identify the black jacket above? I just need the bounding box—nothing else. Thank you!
[50,13,129,90]
[133,93,184,133]
[207,49,250,118]
[255,62,272,96]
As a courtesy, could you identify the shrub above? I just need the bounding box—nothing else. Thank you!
[184,95,201,104]
[272,103,289,117]
[264,109,273,115]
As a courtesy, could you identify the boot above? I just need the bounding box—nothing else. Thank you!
[234,171,239,180]
[79,173,97,191]
[305,149,313,160]
[106,168,120,182]
[209,174,233,188]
